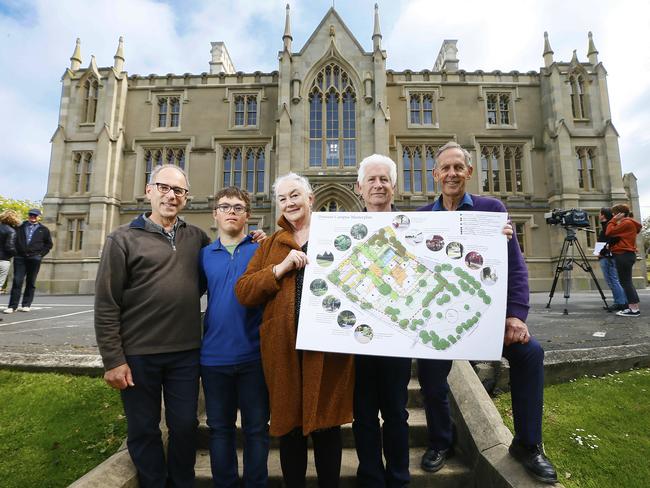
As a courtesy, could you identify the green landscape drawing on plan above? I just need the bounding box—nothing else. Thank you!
[327,226,492,350]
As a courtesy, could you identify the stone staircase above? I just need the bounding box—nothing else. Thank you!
[193,374,474,487]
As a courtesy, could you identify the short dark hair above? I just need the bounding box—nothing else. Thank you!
[611,203,631,217]
[214,186,251,212]
[600,207,613,220]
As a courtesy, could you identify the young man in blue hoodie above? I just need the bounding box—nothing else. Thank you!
[200,187,269,487]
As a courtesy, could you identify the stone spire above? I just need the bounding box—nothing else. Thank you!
[283,4,292,52]
[570,49,579,66]
[372,3,382,51]
[113,36,125,72]
[587,31,599,65]
[70,38,82,71]
[543,31,554,67]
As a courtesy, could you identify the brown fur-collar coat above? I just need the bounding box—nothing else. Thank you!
[235,216,354,436]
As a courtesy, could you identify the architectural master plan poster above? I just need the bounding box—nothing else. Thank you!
[296,211,509,360]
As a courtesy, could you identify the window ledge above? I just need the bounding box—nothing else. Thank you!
[150,127,182,132]
[486,124,518,130]
[230,125,259,131]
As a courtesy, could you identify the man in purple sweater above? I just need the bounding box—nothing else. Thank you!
[417,142,557,484]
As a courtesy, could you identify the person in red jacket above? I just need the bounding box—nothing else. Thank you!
[605,203,642,317]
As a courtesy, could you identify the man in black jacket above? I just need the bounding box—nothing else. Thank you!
[4,209,52,314]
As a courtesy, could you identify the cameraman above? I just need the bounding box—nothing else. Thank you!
[597,208,627,311]
[606,204,642,317]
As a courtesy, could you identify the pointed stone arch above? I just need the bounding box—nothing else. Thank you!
[313,183,363,212]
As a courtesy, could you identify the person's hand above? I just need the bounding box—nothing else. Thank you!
[503,317,530,346]
[502,222,514,241]
[104,363,134,390]
[613,212,625,222]
[274,249,309,279]
[250,229,267,243]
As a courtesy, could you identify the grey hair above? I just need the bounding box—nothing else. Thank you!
[148,164,190,189]
[272,172,313,199]
[357,154,397,186]
[434,141,472,168]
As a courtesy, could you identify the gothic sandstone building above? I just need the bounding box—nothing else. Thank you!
[41,6,645,294]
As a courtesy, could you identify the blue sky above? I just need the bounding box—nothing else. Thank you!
[1,0,648,217]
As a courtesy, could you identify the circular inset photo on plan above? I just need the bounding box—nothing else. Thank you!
[465,251,484,270]
[350,223,368,240]
[316,251,334,267]
[354,324,374,344]
[337,310,357,329]
[405,231,423,245]
[445,309,459,323]
[446,241,464,259]
[481,267,498,286]
[334,235,352,251]
[310,279,328,296]
[322,295,341,312]
[392,214,410,229]
[426,235,445,252]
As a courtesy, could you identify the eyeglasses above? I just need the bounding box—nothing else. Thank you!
[151,183,188,197]
[215,204,248,215]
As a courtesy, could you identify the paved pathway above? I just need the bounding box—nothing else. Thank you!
[1,291,648,357]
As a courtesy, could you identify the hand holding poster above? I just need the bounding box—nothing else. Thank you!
[296,211,509,360]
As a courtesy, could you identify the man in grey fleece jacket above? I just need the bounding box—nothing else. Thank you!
[95,165,210,488]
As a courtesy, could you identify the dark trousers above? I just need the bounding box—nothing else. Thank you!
[353,355,411,488]
[121,350,200,488]
[201,360,270,488]
[8,256,41,309]
[418,337,545,448]
[279,426,342,488]
[613,251,640,304]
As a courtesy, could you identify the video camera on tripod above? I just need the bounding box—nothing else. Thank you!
[544,208,590,228]
[544,207,609,313]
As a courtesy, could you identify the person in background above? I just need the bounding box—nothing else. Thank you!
[606,203,642,317]
[597,207,627,312]
[235,173,354,488]
[4,208,52,314]
[0,210,20,296]
[95,164,210,487]
[200,186,269,487]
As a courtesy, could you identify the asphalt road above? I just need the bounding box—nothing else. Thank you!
[1,291,648,356]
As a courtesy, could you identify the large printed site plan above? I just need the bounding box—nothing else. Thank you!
[297,211,509,360]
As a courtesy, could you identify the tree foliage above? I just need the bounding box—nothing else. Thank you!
[0,195,42,221]
[642,216,650,254]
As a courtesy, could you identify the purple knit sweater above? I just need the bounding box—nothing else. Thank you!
[418,194,530,322]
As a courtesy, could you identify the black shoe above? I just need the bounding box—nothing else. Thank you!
[420,447,452,473]
[509,440,558,484]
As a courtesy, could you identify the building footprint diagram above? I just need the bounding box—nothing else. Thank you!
[297,211,509,360]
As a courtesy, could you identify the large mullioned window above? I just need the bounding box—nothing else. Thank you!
[157,96,181,128]
[72,151,93,193]
[569,75,587,119]
[309,63,356,168]
[223,146,265,194]
[479,144,524,194]
[144,147,186,183]
[402,144,440,194]
[82,78,98,123]
[576,147,596,191]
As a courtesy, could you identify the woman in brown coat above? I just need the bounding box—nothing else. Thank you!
[235,172,354,487]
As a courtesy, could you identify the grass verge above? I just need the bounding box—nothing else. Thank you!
[494,368,650,488]
[0,370,126,488]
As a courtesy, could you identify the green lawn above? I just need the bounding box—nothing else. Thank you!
[0,370,126,488]
[494,368,650,488]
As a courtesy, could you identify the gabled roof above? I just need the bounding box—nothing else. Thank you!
[298,7,367,56]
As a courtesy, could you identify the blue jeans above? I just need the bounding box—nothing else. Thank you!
[353,355,411,488]
[418,337,545,448]
[599,257,627,305]
[201,359,269,488]
[8,256,41,309]
[121,350,200,488]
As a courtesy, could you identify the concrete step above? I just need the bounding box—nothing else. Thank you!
[194,447,472,487]
[198,406,430,450]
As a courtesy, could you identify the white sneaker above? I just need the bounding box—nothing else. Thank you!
[19,307,30,312]
[3,308,14,314]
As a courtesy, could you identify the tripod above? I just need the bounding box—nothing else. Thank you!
[546,227,609,314]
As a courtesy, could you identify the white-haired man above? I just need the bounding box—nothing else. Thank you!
[353,154,411,487]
